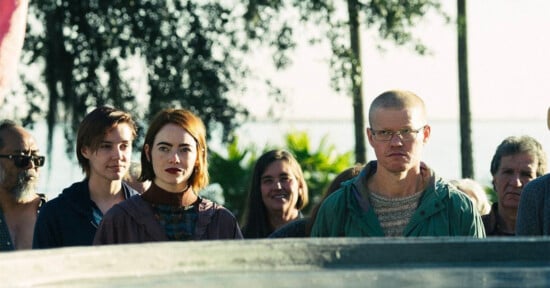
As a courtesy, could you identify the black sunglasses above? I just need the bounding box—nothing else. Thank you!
[0,154,46,168]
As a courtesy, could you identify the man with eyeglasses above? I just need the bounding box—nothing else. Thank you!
[311,90,485,237]
[0,120,46,250]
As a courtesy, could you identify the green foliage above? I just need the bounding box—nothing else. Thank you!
[284,131,354,212]
[485,186,497,205]
[209,131,354,217]
[208,137,258,218]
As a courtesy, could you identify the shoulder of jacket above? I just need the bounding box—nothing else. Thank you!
[55,181,89,202]
[321,188,347,207]
[117,195,146,211]
[200,198,236,219]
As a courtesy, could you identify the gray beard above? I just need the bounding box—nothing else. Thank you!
[0,168,38,201]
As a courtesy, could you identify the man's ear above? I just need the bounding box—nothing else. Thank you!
[81,146,91,159]
[366,127,375,147]
[422,125,431,144]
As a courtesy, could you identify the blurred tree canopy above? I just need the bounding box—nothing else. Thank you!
[19,0,290,157]
[245,0,447,163]
[16,0,447,164]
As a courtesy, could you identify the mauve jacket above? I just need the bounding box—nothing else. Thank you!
[93,195,243,245]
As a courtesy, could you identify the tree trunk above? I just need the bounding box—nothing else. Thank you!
[457,0,474,178]
[347,0,366,164]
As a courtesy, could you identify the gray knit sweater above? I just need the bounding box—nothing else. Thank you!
[516,173,550,235]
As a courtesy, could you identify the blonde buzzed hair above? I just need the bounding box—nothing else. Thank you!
[368,90,427,127]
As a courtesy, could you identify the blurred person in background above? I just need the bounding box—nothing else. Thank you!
[123,161,151,194]
[449,178,491,216]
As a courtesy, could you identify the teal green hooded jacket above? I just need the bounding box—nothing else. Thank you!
[311,161,485,238]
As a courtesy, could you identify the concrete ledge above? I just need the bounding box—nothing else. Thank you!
[1,237,550,287]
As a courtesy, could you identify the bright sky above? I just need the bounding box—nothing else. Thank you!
[240,0,550,121]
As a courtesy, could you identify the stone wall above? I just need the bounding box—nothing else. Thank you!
[1,237,549,287]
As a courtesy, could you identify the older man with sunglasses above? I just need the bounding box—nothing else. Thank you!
[0,120,46,250]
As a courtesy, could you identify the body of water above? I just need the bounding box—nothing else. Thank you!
[32,118,550,198]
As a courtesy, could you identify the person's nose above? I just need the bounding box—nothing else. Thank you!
[268,178,284,189]
[389,133,404,145]
[26,158,35,169]
[168,151,181,164]
[112,147,124,160]
[508,173,522,187]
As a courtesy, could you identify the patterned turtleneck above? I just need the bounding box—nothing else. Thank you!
[141,182,200,241]
[368,190,423,237]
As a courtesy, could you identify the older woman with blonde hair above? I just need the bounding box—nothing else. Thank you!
[94,108,242,244]
[449,178,491,216]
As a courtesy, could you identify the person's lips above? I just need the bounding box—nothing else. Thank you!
[387,151,407,157]
[108,164,124,172]
[165,168,181,174]
[505,191,521,198]
[272,192,289,200]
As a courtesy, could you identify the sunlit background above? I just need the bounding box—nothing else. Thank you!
[2,0,549,198]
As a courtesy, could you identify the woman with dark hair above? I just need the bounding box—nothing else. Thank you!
[269,164,364,238]
[241,149,309,238]
[94,108,242,244]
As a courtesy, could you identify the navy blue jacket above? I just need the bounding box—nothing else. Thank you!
[33,180,138,249]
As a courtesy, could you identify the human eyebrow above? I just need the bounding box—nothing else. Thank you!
[500,168,514,174]
[14,149,41,155]
[261,175,274,181]
[98,141,114,147]
[520,168,536,176]
[156,141,173,147]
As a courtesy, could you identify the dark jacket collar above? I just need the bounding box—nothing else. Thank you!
[59,179,138,216]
